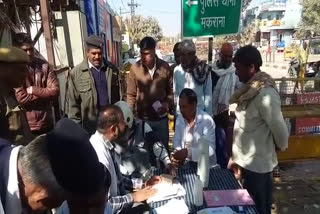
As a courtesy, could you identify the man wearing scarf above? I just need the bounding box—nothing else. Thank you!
[211,43,242,168]
[228,45,289,214]
[173,40,212,116]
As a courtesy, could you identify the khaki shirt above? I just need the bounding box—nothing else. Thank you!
[0,87,33,145]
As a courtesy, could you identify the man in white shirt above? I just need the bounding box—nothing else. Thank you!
[171,88,217,168]
[173,40,212,116]
[90,105,158,214]
[229,45,289,214]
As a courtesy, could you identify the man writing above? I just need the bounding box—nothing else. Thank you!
[68,35,122,134]
[90,105,159,213]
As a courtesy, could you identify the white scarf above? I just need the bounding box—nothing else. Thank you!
[212,63,237,115]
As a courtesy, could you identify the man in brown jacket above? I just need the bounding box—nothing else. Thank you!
[14,33,59,135]
[127,37,173,150]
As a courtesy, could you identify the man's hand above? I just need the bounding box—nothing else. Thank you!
[227,158,241,180]
[157,102,169,115]
[26,86,33,94]
[171,149,188,167]
[145,176,162,187]
[131,186,157,203]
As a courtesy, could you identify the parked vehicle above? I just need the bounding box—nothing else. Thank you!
[277,41,285,52]
[288,58,299,77]
[163,53,175,66]
[284,47,297,61]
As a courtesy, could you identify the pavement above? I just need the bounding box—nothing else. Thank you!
[273,160,320,214]
[260,51,290,79]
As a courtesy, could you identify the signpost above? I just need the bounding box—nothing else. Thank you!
[182,0,242,37]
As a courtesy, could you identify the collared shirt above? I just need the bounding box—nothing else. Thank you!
[173,110,217,168]
[88,60,109,108]
[88,60,101,72]
[6,146,23,214]
[173,65,213,115]
[148,62,157,79]
[90,132,133,214]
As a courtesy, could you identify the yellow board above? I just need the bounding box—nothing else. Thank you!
[277,135,320,161]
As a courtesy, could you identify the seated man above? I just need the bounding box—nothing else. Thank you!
[46,118,113,214]
[0,119,110,214]
[172,88,217,168]
[114,101,174,179]
[90,105,159,214]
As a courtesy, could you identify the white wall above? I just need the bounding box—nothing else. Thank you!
[283,30,293,47]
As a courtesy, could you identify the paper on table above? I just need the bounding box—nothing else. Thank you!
[154,199,189,214]
[197,207,235,214]
[147,181,186,203]
[204,189,255,207]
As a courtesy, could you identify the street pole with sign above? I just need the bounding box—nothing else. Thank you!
[182,0,242,62]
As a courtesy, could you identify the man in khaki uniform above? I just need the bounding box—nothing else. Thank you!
[0,47,34,145]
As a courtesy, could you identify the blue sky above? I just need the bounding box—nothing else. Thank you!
[109,0,260,37]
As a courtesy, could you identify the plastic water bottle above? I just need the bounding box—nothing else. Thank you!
[197,138,209,188]
[193,176,204,206]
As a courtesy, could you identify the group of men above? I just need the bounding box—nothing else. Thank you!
[0,32,289,214]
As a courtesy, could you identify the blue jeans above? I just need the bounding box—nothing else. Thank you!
[215,127,229,169]
[146,117,169,152]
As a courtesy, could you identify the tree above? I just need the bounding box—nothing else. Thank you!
[124,15,163,45]
[242,0,253,11]
[142,16,163,42]
[223,23,258,46]
[296,0,320,38]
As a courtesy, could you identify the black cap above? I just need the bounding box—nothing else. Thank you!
[86,35,104,49]
[46,118,104,195]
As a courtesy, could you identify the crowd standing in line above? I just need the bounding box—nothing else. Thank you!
[0,34,289,214]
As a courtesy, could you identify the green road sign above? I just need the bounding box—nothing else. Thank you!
[182,0,242,37]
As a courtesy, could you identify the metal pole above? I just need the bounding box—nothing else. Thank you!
[208,37,213,64]
[40,0,56,67]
